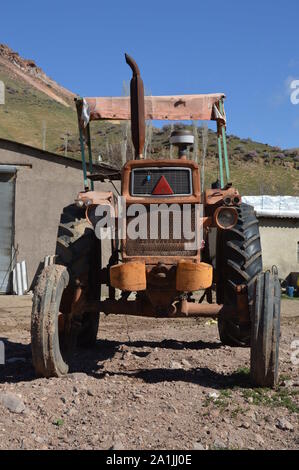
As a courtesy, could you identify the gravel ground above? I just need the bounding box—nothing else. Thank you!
[0,295,298,450]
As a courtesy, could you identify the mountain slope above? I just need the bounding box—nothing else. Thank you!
[0,44,298,195]
[0,44,74,106]
[0,44,77,151]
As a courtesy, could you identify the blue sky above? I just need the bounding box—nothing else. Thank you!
[1,0,299,148]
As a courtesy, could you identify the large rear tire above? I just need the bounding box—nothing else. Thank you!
[216,203,263,346]
[250,271,281,387]
[55,204,101,348]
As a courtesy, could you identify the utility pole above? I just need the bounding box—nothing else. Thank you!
[0,80,5,105]
[42,121,47,151]
[64,133,68,157]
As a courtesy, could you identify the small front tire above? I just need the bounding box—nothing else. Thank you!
[250,272,281,388]
[31,265,71,378]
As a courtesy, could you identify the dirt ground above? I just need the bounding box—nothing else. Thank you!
[0,295,298,450]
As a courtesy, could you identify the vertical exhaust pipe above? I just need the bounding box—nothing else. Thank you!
[125,53,145,159]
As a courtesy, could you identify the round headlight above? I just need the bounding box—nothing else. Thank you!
[75,199,84,208]
[214,207,238,230]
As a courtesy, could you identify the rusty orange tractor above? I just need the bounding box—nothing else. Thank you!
[31,54,281,387]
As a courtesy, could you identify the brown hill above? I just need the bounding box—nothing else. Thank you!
[0,44,74,106]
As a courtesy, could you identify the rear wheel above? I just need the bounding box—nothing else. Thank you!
[56,204,101,348]
[216,203,263,346]
[250,271,281,387]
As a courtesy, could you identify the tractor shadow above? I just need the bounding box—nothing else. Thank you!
[0,336,121,384]
[85,338,251,390]
[0,338,34,383]
[62,338,224,378]
[96,366,252,390]
[0,336,251,389]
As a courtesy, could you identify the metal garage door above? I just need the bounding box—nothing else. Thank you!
[0,166,16,293]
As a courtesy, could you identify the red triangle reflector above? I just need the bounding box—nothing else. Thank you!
[152,175,174,195]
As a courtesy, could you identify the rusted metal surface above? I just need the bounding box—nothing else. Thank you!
[122,254,201,265]
[125,54,145,159]
[235,284,250,322]
[172,300,232,318]
[121,158,202,264]
[77,190,114,206]
[83,94,226,121]
[213,206,238,230]
[204,187,241,208]
[110,261,146,291]
[125,205,197,257]
[176,261,213,291]
[86,298,234,318]
[71,55,250,325]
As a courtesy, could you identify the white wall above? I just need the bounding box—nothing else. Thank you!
[258,217,299,279]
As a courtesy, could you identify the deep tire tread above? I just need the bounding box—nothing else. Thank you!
[217,203,263,346]
[55,204,101,348]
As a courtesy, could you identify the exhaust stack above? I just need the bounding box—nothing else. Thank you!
[125,53,145,159]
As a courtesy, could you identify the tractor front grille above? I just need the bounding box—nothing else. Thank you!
[131,167,192,196]
[125,205,197,256]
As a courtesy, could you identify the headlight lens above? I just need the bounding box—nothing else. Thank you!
[215,207,238,229]
[75,198,92,208]
[75,199,84,208]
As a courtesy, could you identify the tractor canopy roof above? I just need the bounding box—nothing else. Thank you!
[76,93,226,127]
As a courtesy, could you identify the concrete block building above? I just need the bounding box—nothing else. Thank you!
[0,138,117,293]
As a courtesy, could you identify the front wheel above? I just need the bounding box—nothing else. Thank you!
[250,271,281,388]
[31,265,71,378]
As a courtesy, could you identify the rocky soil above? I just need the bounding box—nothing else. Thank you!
[0,296,298,450]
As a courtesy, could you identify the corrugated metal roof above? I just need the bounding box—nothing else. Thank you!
[242,196,299,219]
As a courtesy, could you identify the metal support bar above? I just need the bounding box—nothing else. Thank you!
[219,100,230,182]
[217,133,224,188]
[87,299,235,319]
[78,126,89,190]
[221,127,230,183]
[86,124,94,190]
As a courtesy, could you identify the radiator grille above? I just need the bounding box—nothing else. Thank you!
[131,167,192,196]
[125,205,197,256]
